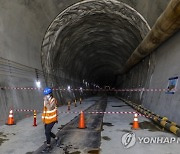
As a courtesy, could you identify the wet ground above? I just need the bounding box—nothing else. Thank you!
[0,132,8,146]
[102,122,114,127]
[1,97,179,154]
[0,97,99,154]
[129,121,163,132]
[100,97,180,154]
[102,136,111,141]
[139,121,163,132]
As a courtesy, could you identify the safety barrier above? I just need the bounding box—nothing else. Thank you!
[0,86,175,92]
[119,97,180,137]
[7,108,146,128]
[14,109,141,115]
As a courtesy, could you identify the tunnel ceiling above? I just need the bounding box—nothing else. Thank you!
[41,0,150,86]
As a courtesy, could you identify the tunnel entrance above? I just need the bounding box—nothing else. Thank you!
[41,0,150,88]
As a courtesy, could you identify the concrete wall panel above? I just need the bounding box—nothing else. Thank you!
[142,31,180,124]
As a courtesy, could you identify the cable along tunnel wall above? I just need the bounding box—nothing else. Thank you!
[41,0,150,88]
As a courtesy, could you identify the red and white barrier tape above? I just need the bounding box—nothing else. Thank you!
[14,110,137,114]
[13,109,152,118]
[0,87,174,92]
[15,109,41,112]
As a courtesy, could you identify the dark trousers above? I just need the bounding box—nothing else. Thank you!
[44,122,56,144]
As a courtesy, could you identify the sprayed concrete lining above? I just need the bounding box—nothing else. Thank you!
[41,0,150,86]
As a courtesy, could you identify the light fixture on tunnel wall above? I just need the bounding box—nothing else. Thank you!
[36,80,41,88]
[35,69,41,88]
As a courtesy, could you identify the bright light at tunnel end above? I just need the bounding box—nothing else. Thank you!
[67,86,71,91]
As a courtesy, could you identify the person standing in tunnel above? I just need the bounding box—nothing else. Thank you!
[41,87,59,153]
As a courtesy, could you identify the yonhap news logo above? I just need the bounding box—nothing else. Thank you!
[121,132,136,148]
[121,132,180,149]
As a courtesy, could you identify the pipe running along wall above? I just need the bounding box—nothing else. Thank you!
[118,0,180,74]
[41,0,150,88]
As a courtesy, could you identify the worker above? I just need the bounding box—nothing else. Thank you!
[41,87,59,152]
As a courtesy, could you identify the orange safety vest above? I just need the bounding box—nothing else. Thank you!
[42,98,58,124]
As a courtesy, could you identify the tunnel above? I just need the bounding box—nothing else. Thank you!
[41,0,150,88]
[0,0,180,153]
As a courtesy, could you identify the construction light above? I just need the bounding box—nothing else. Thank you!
[36,81,41,88]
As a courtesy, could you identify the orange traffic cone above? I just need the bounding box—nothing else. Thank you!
[33,110,37,127]
[78,111,86,129]
[132,113,139,129]
[74,99,77,107]
[6,110,15,125]
[67,101,71,111]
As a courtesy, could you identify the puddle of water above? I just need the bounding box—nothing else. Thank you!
[103,122,114,127]
[61,144,75,154]
[139,121,162,131]
[70,151,81,154]
[0,132,9,146]
[0,132,7,138]
[112,105,129,107]
[0,138,8,146]
[26,152,34,154]
[102,136,111,141]
[88,149,100,154]
[129,121,162,131]
[121,129,132,133]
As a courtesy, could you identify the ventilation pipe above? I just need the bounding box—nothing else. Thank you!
[116,0,180,74]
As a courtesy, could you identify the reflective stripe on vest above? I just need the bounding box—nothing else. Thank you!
[43,108,57,114]
[42,98,58,124]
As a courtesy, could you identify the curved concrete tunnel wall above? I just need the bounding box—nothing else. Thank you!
[118,0,180,124]
[0,0,173,125]
[119,31,180,124]
[41,0,150,87]
[142,32,180,124]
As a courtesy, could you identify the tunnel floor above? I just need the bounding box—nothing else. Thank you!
[0,97,179,154]
[34,97,107,154]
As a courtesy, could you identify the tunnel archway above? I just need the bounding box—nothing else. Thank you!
[41,0,150,88]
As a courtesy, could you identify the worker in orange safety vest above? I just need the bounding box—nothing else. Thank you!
[41,87,59,153]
